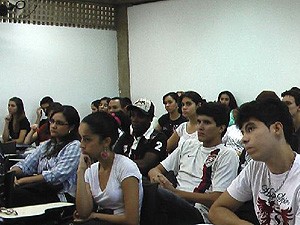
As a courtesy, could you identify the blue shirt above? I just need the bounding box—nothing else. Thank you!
[13,139,80,196]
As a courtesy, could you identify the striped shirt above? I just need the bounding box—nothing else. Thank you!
[13,139,81,197]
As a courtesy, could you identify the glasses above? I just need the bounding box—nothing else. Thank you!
[49,119,69,126]
[0,207,18,215]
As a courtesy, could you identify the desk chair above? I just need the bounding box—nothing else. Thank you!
[0,142,16,155]
[140,179,168,225]
[0,171,15,208]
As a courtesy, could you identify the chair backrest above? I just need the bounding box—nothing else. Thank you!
[140,181,159,225]
[0,171,15,207]
[0,173,5,206]
[140,179,168,225]
[0,142,17,154]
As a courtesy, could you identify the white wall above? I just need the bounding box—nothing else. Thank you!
[128,0,300,117]
[0,23,118,129]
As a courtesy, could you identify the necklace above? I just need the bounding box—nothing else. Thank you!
[267,152,296,193]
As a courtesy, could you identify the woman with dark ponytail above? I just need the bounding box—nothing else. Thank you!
[10,105,81,207]
[156,92,187,139]
[76,111,143,225]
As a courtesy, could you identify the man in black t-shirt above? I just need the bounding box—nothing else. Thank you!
[114,98,167,176]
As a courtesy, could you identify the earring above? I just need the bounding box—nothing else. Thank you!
[68,130,71,134]
[101,147,110,159]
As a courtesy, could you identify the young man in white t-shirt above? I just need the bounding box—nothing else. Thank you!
[209,98,300,225]
[148,102,239,224]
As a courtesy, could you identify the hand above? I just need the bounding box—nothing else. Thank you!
[30,123,39,131]
[30,124,39,131]
[148,168,165,183]
[88,212,97,220]
[77,154,92,172]
[149,172,163,183]
[73,210,86,220]
[14,177,22,186]
[156,174,176,192]
[5,114,11,123]
[36,107,42,118]
[73,210,93,222]
[148,168,160,183]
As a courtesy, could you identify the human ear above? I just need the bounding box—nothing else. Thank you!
[272,122,283,134]
[103,137,112,148]
[219,125,226,134]
[68,125,75,132]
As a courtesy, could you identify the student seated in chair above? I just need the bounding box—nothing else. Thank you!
[24,102,62,146]
[34,96,54,127]
[148,102,239,224]
[114,98,167,177]
[2,97,30,144]
[209,98,300,225]
[9,105,81,207]
[281,88,300,153]
[75,111,143,225]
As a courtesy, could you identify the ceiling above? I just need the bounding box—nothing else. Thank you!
[79,0,166,6]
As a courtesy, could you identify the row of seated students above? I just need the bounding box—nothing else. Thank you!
[1,86,300,225]
[2,96,54,145]
[3,98,234,225]
[3,88,299,155]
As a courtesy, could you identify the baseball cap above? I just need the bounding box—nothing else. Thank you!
[127,98,155,117]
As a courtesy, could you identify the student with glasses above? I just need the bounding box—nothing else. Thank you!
[9,105,81,207]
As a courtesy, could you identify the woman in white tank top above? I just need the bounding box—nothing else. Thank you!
[166,91,206,153]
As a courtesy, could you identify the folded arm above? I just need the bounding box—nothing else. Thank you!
[208,191,253,225]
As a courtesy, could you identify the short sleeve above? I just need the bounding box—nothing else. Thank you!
[175,122,186,137]
[158,114,168,127]
[161,146,181,173]
[227,162,253,202]
[116,156,142,182]
[211,148,239,192]
[19,117,30,132]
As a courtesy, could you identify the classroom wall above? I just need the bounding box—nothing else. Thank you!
[128,0,300,117]
[0,23,118,130]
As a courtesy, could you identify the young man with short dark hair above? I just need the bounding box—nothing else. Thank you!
[209,98,300,225]
[35,96,54,126]
[108,97,123,114]
[148,102,239,224]
[281,88,300,153]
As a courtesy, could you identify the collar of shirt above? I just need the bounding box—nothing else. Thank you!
[131,126,154,150]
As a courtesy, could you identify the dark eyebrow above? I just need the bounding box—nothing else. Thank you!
[242,121,255,130]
